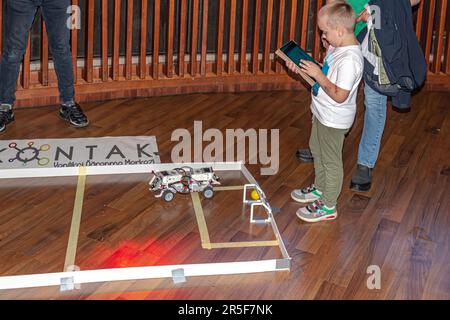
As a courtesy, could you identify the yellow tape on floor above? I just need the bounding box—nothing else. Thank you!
[209,240,279,249]
[214,185,245,191]
[64,166,86,271]
[190,192,212,249]
[190,190,279,250]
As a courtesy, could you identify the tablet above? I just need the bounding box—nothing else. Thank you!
[279,40,321,67]
[275,40,320,86]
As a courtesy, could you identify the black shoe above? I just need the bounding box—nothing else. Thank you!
[0,106,15,133]
[350,164,373,192]
[296,148,314,163]
[59,103,89,128]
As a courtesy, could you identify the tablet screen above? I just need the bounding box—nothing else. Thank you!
[279,41,321,67]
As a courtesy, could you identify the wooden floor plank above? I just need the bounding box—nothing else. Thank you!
[0,89,449,299]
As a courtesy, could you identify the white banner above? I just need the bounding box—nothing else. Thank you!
[0,136,160,170]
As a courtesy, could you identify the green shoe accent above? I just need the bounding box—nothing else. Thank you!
[323,205,335,214]
[312,190,322,197]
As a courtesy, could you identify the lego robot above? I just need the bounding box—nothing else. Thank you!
[149,166,220,202]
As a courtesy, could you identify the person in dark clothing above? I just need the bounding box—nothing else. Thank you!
[296,0,423,193]
[0,0,88,133]
[361,0,426,110]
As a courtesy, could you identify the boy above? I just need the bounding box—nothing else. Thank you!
[0,0,89,133]
[287,2,364,222]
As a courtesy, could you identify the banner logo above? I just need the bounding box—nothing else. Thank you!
[0,136,160,170]
[8,141,51,166]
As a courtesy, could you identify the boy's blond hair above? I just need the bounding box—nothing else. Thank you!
[319,1,356,33]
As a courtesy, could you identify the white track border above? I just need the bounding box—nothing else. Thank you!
[0,162,291,291]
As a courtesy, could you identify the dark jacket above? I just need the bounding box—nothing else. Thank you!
[360,0,427,109]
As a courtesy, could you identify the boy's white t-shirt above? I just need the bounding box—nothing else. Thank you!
[311,45,364,129]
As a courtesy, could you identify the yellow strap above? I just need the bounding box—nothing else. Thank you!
[209,240,279,249]
[64,166,86,271]
[190,192,211,249]
[191,189,278,250]
[214,185,245,191]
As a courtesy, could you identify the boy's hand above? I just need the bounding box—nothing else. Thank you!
[286,60,301,75]
[299,60,322,79]
[356,9,371,23]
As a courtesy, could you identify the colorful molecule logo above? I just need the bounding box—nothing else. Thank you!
[8,141,51,166]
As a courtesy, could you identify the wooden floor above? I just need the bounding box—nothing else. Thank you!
[0,88,449,300]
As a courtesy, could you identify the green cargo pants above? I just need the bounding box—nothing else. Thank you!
[309,116,349,208]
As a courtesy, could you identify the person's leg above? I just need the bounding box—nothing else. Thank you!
[41,0,89,127]
[291,116,324,203]
[318,122,348,208]
[40,0,74,104]
[0,0,38,132]
[0,0,38,105]
[296,120,347,222]
[351,82,388,191]
[357,83,388,168]
[310,116,326,192]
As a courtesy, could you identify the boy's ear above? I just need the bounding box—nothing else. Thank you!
[337,25,345,37]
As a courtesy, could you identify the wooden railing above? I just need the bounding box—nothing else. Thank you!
[0,0,448,108]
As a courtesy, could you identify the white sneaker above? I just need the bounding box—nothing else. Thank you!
[296,199,338,223]
[291,185,322,203]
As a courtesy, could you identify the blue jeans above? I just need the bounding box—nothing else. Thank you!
[0,0,74,105]
[357,82,388,168]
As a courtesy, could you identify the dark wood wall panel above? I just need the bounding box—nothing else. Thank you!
[86,0,95,83]
[0,0,446,108]
[101,0,109,81]
[252,0,262,74]
[201,0,209,76]
[240,0,249,74]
